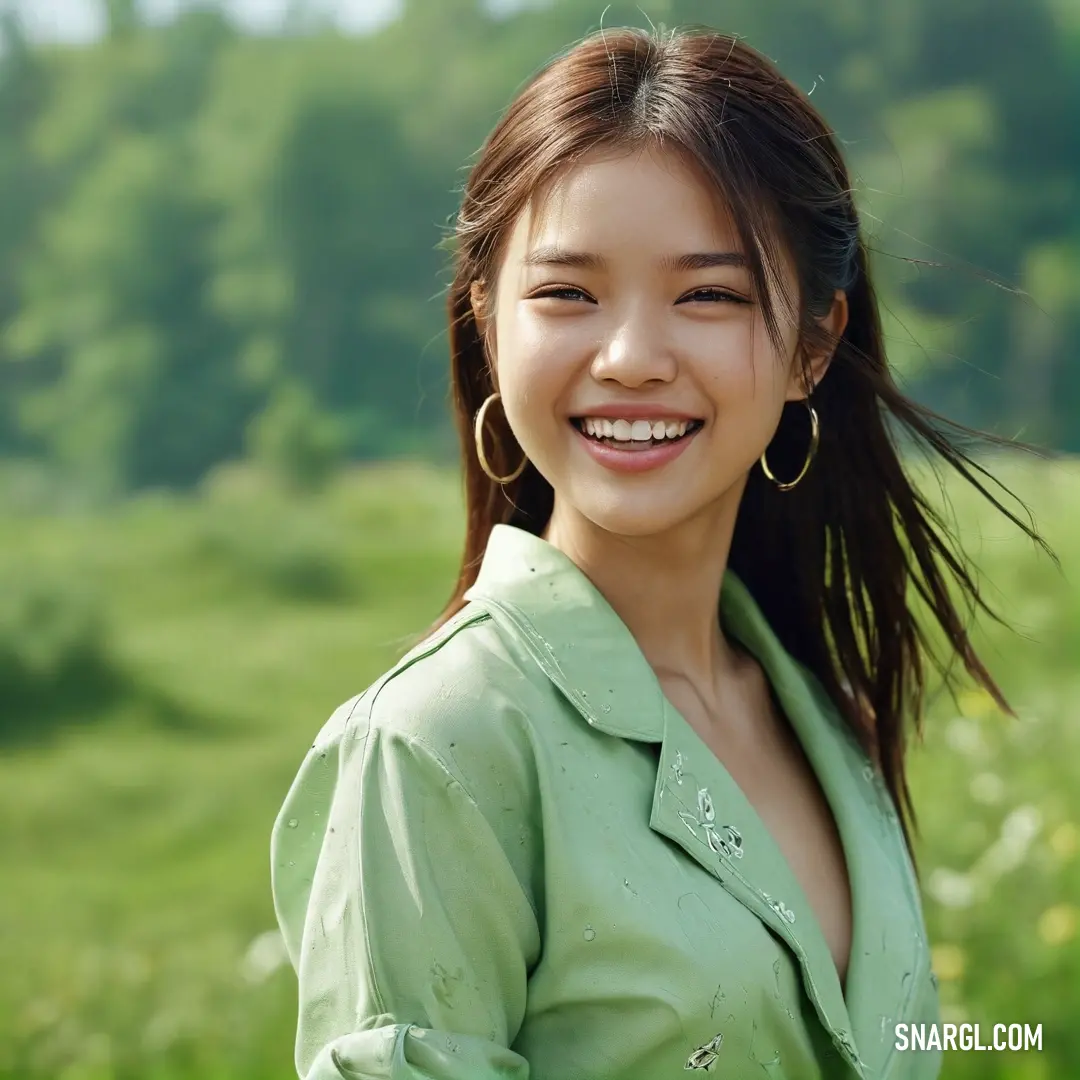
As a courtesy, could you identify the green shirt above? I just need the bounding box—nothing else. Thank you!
[271,524,942,1079]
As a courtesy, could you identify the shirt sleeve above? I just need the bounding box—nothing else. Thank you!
[271,693,540,1080]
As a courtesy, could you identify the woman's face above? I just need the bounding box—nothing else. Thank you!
[476,144,845,540]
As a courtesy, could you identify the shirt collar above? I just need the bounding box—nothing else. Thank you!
[463,523,812,743]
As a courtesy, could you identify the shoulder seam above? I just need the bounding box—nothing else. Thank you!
[335,607,491,746]
[368,606,491,714]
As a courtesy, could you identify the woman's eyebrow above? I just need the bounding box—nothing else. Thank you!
[521,246,748,272]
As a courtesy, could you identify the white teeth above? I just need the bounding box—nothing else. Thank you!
[579,417,693,441]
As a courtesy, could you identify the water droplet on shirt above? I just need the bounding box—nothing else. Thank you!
[286,819,299,829]
[600,703,612,713]
[685,1032,724,1069]
[834,1030,865,1071]
[722,824,744,857]
[583,926,596,941]
[759,1052,783,1076]
[763,893,796,924]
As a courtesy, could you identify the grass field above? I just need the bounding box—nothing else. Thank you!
[1,456,1077,1079]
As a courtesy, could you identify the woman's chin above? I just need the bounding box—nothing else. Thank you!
[571,495,705,541]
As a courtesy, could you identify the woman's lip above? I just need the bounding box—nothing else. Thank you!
[569,420,701,474]
[570,406,703,421]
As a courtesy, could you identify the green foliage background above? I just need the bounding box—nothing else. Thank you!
[1,0,1078,492]
[0,1,1077,1077]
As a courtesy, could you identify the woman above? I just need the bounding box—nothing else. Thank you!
[271,25,1041,1080]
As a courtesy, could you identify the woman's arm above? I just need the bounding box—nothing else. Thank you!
[271,694,540,1079]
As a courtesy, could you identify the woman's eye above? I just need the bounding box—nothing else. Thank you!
[680,288,749,304]
[532,286,591,301]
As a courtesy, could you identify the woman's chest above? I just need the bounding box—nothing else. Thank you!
[686,704,855,986]
[521,799,838,1077]
[514,725,938,1079]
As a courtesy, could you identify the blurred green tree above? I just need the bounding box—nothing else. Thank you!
[0,0,1075,495]
[245,377,346,493]
[0,11,51,457]
[104,0,140,39]
[3,9,253,494]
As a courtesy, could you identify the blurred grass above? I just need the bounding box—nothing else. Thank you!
[0,455,1076,1079]
[906,453,1080,1079]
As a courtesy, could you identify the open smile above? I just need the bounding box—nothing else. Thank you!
[569,416,704,473]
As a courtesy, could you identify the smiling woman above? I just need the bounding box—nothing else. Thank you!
[468,144,846,527]
[270,23,1048,1080]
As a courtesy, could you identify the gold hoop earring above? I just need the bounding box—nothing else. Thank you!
[760,402,820,492]
[474,392,527,484]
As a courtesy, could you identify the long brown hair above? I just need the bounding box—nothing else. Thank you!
[425,25,1050,847]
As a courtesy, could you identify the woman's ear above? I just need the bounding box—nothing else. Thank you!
[824,287,850,342]
[470,279,498,369]
[786,288,849,400]
[469,280,487,330]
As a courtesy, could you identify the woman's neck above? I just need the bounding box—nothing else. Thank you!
[541,498,745,710]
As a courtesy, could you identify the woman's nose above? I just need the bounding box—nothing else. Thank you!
[589,314,677,387]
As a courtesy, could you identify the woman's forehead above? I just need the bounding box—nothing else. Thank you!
[514,148,742,257]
